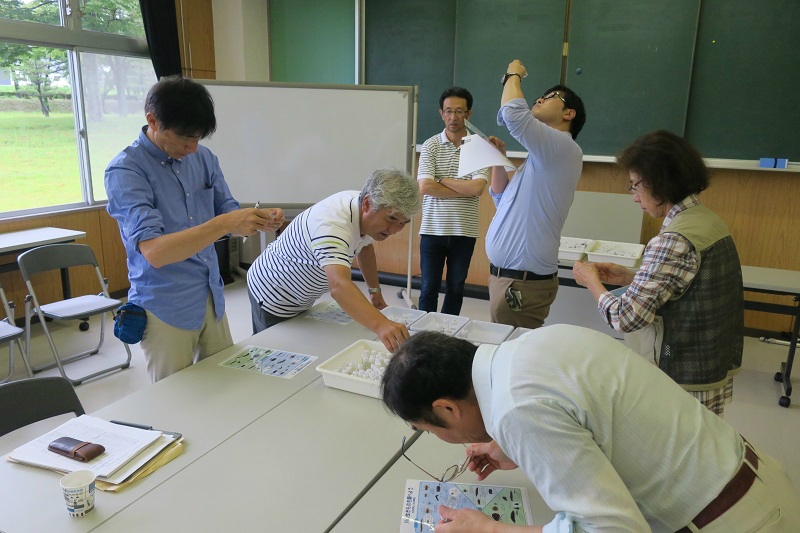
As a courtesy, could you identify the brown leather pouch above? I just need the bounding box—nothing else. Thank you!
[47,437,105,462]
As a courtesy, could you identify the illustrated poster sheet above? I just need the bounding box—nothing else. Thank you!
[400,479,532,532]
[219,345,317,379]
[304,301,353,325]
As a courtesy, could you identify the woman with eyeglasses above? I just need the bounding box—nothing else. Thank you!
[572,130,744,416]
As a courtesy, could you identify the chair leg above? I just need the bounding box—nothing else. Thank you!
[16,338,33,378]
[0,340,13,384]
[28,306,131,386]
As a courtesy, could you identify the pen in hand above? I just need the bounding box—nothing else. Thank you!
[243,201,261,243]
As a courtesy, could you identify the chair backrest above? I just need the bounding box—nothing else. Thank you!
[0,279,14,322]
[0,377,85,437]
[17,243,99,281]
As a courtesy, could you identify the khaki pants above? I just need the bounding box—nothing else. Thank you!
[488,274,559,329]
[140,294,233,383]
[688,446,800,532]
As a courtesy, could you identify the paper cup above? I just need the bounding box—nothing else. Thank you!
[60,470,96,517]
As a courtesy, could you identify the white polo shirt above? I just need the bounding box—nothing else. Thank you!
[247,191,373,317]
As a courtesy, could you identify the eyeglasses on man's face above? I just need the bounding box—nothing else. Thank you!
[627,179,643,194]
[400,435,473,483]
[541,91,567,105]
[443,109,467,117]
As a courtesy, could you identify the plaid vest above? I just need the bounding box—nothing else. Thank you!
[656,204,744,389]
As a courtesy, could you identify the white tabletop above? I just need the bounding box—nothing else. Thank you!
[0,227,86,254]
[741,265,800,295]
[331,431,557,532]
[90,378,416,533]
[0,303,374,533]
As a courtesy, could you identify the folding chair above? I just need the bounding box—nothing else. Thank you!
[0,280,30,383]
[0,376,85,437]
[17,244,131,386]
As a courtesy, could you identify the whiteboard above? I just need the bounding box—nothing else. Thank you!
[200,82,414,205]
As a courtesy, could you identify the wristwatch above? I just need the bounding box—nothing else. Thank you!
[435,176,444,183]
[501,72,522,85]
[368,287,382,294]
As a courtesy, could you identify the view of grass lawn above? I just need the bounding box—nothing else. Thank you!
[0,109,143,213]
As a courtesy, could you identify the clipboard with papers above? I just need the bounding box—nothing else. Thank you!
[5,415,184,491]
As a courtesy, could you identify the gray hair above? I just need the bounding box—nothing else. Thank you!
[358,169,421,219]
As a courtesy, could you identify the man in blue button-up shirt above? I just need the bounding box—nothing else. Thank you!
[105,76,283,382]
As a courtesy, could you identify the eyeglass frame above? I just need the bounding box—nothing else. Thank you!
[442,108,468,117]
[400,435,474,483]
[627,179,644,194]
[541,90,567,106]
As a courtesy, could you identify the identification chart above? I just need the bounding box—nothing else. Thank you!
[304,301,353,325]
[400,479,532,532]
[220,345,317,379]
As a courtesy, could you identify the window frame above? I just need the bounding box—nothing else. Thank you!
[0,0,150,219]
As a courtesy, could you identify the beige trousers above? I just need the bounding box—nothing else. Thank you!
[688,446,800,532]
[140,294,233,383]
[488,274,559,329]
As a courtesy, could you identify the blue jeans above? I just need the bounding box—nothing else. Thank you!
[419,235,476,315]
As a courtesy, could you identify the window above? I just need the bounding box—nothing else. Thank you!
[81,0,144,38]
[0,42,82,212]
[80,52,155,201]
[0,0,149,216]
[0,0,62,26]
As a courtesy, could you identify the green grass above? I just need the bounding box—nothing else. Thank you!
[0,110,143,213]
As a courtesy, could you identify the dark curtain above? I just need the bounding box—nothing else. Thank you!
[139,0,182,79]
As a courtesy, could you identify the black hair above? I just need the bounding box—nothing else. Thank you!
[144,75,217,139]
[542,84,586,140]
[381,331,477,427]
[439,86,474,111]
[617,130,709,205]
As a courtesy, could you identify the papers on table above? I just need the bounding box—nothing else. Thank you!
[305,301,353,325]
[400,479,533,532]
[6,415,174,483]
[220,345,318,379]
[457,134,516,178]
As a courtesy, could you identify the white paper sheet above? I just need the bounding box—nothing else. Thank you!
[457,134,516,178]
[8,415,163,479]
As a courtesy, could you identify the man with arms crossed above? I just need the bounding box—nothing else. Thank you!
[486,60,585,329]
[382,327,800,532]
[417,87,489,315]
[247,169,420,351]
[106,76,284,382]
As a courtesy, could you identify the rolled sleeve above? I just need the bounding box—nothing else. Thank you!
[417,142,436,181]
[105,163,165,249]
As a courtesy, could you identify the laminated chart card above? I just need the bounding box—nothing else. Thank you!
[400,480,532,532]
[304,301,353,325]
[220,345,317,379]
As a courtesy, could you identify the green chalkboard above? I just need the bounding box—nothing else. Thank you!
[565,0,699,156]
[365,0,456,145]
[270,0,355,84]
[685,0,800,161]
[453,0,565,153]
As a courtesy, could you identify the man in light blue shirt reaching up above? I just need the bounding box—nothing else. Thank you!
[486,60,586,329]
[106,76,283,382]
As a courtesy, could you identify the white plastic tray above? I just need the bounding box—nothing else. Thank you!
[380,306,427,328]
[506,327,534,342]
[316,339,391,399]
[455,320,514,345]
[409,312,470,336]
[558,237,595,261]
[586,240,645,267]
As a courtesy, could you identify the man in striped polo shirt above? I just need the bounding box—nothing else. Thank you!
[246,169,421,352]
[417,87,489,315]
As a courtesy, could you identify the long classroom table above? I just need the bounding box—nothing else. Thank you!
[0,304,383,533]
